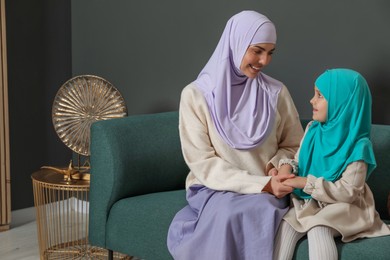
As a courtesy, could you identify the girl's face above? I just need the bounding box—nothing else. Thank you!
[240,43,275,78]
[310,86,328,122]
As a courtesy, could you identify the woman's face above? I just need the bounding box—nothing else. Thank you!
[310,86,328,122]
[239,43,275,78]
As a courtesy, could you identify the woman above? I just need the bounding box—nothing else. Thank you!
[273,68,390,260]
[167,10,303,259]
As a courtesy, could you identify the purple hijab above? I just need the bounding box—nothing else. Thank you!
[194,11,283,150]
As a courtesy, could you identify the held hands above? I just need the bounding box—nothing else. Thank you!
[263,166,295,198]
[263,165,307,198]
[283,176,307,189]
[274,164,307,189]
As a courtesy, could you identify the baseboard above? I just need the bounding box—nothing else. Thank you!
[11,206,36,228]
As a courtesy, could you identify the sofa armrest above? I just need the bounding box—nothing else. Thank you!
[88,111,188,247]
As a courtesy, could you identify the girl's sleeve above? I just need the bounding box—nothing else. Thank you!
[179,86,270,194]
[303,161,367,204]
[267,86,304,172]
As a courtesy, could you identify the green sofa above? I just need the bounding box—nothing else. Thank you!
[89,111,390,260]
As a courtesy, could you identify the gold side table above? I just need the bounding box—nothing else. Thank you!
[32,168,131,259]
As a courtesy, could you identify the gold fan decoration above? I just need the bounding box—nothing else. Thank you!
[52,75,127,156]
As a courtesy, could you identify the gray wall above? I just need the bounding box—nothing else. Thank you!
[6,0,71,210]
[5,0,390,211]
[72,0,390,124]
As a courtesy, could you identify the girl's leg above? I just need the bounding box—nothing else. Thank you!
[307,226,338,260]
[273,220,305,260]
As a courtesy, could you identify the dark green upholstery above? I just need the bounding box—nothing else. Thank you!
[89,111,390,260]
[89,111,188,259]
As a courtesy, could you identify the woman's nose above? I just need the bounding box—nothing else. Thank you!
[259,54,270,66]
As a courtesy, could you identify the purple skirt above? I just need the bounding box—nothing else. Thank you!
[167,185,288,260]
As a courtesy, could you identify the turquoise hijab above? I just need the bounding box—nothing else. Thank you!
[294,68,377,199]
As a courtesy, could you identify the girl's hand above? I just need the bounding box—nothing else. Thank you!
[263,171,295,198]
[283,177,307,189]
[278,164,294,177]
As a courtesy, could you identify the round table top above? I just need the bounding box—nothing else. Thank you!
[31,168,90,188]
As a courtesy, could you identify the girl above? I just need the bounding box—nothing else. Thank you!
[167,11,303,260]
[274,68,390,260]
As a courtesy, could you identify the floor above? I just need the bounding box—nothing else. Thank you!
[0,207,136,260]
[0,207,40,260]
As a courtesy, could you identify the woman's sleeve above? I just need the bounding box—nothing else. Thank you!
[179,86,270,194]
[268,86,304,171]
[303,161,367,204]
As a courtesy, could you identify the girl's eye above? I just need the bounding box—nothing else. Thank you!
[314,89,323,98]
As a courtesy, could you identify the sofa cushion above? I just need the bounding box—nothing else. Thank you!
[293,220,390,259]
[106,190,187,260]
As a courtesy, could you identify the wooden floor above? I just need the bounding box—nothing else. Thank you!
[0,207,40,260]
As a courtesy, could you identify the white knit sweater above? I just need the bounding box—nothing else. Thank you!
[179,83,304,194]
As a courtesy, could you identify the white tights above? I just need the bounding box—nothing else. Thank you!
[273,220,339,260]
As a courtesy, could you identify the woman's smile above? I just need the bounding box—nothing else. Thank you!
[249,64,261,71]
[240,43,274,78]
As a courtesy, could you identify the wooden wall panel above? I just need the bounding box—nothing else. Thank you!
[0,0,11,232]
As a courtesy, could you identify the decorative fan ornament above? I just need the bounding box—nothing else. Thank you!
[52,75,127,156]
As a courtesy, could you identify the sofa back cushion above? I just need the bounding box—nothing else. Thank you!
[92,112,389,219]
[366,124,390,219]
[91,111,189,197]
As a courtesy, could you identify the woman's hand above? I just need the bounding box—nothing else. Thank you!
[283,177,307,189]
[263,170,295,198]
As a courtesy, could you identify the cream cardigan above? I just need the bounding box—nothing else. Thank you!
[179,83,304,194]
[283,123,390,242]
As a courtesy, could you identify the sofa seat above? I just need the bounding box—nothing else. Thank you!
[105,190,187,259]
[294,221,390,259]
